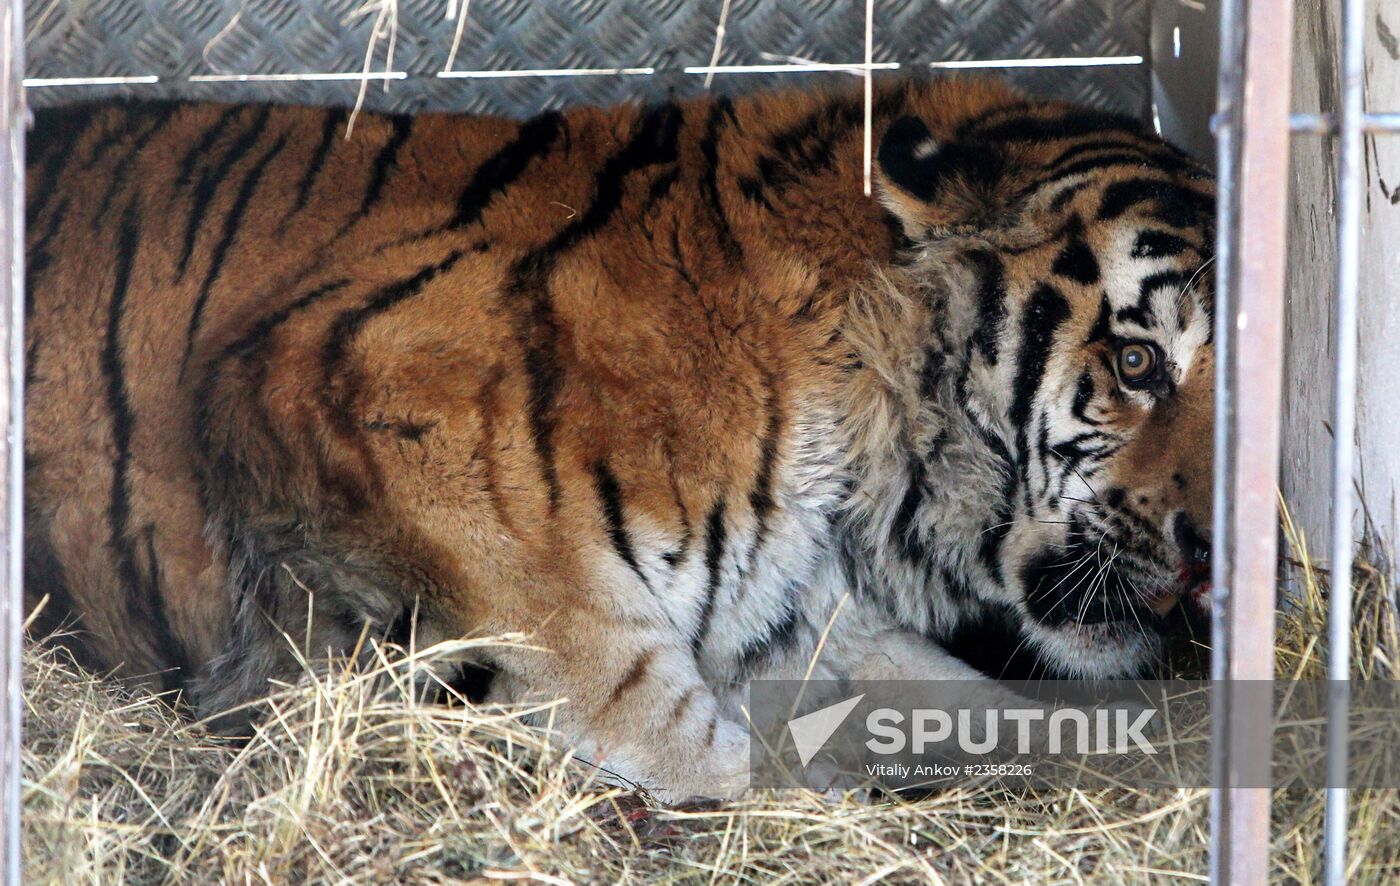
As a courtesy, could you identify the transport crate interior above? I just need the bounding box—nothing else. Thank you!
[23,0,1152,117]
[9,1,1400,884]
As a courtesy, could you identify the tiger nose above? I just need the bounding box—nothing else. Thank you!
[1173,512,1212,580]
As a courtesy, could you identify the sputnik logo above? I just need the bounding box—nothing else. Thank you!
[786,694,865,766]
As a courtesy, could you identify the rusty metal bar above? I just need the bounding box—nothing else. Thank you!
[1209,0,1293,882]
[1322,0,1368,879]
[0,0,21,881]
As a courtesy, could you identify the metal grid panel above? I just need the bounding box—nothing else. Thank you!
[23,0,1149,116]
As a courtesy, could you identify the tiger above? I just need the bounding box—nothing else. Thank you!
[23,77,1215,801]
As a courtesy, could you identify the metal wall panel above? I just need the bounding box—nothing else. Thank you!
[24,0,1149,116]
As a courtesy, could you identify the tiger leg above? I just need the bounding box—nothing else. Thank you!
[485,594,750,803]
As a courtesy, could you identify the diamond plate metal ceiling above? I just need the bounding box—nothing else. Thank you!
[25,0,1149,117]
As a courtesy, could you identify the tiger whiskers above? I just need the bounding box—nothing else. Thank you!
[1178,254,1217,301]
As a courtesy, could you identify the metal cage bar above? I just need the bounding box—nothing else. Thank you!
[0,0,20,881]
[1322,0,1369,880]
[1209,0,1294,882]
[1207,0,1243,868]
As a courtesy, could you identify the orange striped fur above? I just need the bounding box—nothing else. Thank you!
[24,79,1215,799]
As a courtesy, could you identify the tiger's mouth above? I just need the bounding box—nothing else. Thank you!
[1021,531,1208,631]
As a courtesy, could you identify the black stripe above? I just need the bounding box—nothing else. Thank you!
[450,111,564,229]
[25,137,71,233]
[175,105,243,189]
[972,418,1018,585]
[1115,305,1153,327]
[1071,369,1098,425]
[1137,269,1194,311]
[357,115,414,220]
[24,109,93,297]
[286,107,346,222]
[976,492,1015,586]
[1044,138,1148,169]
[1097,178,1212,227]
[1051,236,1100,286]
[22,503,83,637]
[509,103,685,510]
[747,92,906,205]
[967,250,1007,366]
[103,205,194,693]
[1009,284,1071,516]
[314,259,464,514]
[888,136,1007,204]
[691,500,727,654]
[644,167,680,209]
[322,252,467,432]
[890,456,928,563]
[181,133,291,380]
[735,586,801,674]
[28,104,101,175]
[920,346,947,399]
[76,117,137,173]
[661,445,693,570]
[1087,295,1112,343]
[1048,431,1113,472]
[1132,229,1193,258]
[510,254,569,512]
[699,98,743,262]
[93,105,180,225]
[938,565,976,603]
[193,278,354,517]
[968,110,1145,144]
[608,648,656,704]
[177,106,272,276]
[758,96,863,194]
[934,601,1060,681]
[195,278,353,458]
[25,196,69,312]
[1009,284,1072,430]
[746,369,781,563]
[24,335,39,390]
[553,102,683,251]
[21,494,117,676]
[737,175,773,210]
[217,279,353,367]
[1048,180,1092,213]
[1042,152,1153,185]
[592,460,650,590]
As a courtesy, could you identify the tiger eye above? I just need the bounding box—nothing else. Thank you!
[1116,342,1159,385]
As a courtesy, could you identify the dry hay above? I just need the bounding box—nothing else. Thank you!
[21,512,1400,884]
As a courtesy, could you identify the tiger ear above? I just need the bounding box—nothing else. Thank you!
[876,115,1009,237]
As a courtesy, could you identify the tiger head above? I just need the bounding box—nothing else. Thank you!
[848,101,1215,680]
